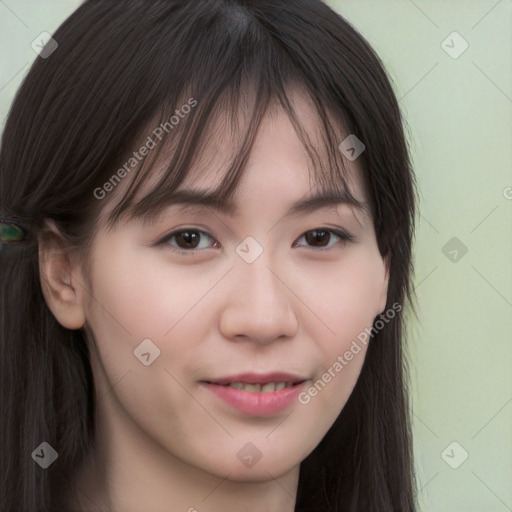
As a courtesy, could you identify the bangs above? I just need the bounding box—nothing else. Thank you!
[99,4,368,232]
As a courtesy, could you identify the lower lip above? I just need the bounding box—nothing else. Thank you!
[202,382,306,416]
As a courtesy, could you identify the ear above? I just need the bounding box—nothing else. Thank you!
[377,255,390,315]
[38,219,86,330]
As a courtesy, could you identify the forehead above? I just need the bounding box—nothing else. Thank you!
[154,92,358,188]
[99,87,368,227]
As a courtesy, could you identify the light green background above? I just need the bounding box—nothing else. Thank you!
[1,1,511,511]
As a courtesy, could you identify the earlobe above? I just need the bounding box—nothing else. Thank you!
[38,220,86,330]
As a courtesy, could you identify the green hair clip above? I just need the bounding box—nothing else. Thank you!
[0,219,29,244]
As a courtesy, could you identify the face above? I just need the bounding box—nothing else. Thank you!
[76,94,388,485]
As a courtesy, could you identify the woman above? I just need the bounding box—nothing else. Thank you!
[0,1,417,510]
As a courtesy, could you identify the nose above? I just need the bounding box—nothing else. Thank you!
[218,253,299,345]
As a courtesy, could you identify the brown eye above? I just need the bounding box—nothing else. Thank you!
[304,229,331,247]
[174,230,202,249]
[294,228,355,250]
[157,228,218,254]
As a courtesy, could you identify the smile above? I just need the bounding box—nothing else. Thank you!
[221,381,296,392]
[201,372,308,415]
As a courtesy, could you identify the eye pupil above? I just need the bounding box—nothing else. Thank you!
[305,230,329,246]
[177,231,200,248]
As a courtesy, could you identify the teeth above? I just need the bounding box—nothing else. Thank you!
[243,383,261,393]
[227,382,294,392]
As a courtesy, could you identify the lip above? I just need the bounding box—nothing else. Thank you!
[201,373,308,416]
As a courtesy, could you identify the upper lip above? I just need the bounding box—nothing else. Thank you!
[203,372,307,385]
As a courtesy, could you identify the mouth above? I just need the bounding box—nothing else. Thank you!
[202,372,307,390]
[208,381,301,392]
[201,372,308,415]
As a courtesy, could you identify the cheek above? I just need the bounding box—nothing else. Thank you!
[308,249,386,342]
[87,244,216,342]
[83,245,214,432]
[295,249,384,409]
[83,243,222,400]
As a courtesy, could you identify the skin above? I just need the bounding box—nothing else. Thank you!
[39,93,388,512]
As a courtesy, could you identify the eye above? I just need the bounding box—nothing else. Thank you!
[156,226,355,255]
[293,228,355,251]
[156,228,219,255]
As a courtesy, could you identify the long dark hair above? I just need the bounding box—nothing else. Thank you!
[0,1,417,510]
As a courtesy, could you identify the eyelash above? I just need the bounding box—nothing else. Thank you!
[155,227,356,256]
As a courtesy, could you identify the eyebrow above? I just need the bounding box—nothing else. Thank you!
[140,187,369,221]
